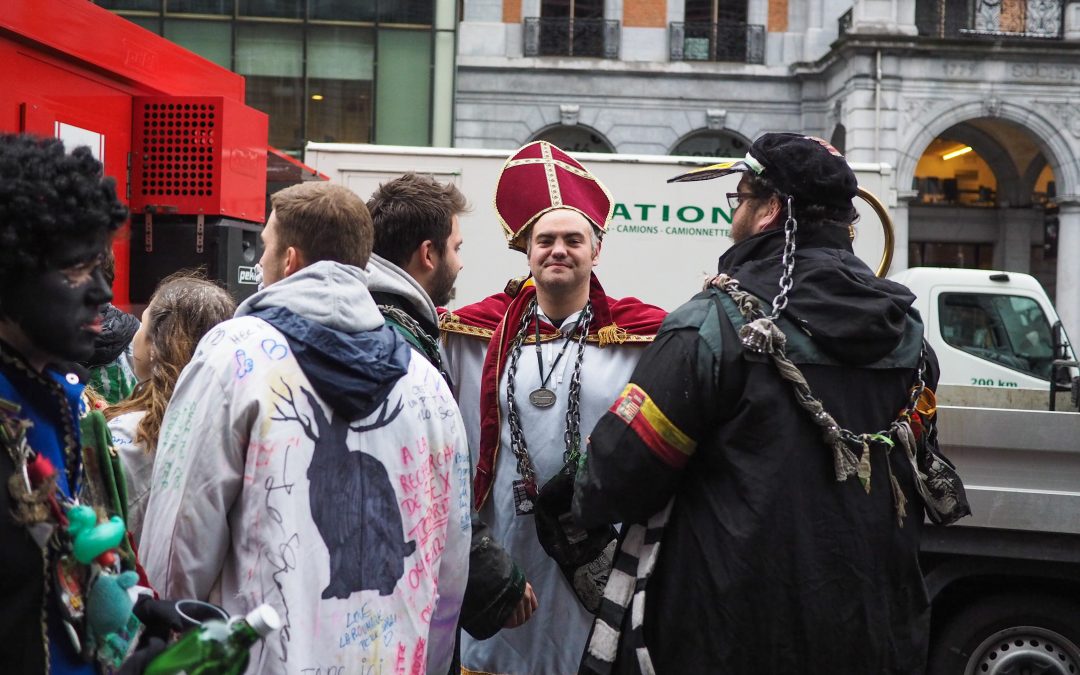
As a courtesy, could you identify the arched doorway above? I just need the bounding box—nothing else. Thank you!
[907,117,1059,298]
[670,129,750,157]
[529,124,615,153]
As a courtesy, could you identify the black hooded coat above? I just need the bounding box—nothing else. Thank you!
[574,224,939,674]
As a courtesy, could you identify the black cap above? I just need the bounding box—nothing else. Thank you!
[669,132,858,210]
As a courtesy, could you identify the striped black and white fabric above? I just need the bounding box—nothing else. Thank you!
[580,499,674,675]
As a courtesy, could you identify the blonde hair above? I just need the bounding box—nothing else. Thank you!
[106,271,235,452]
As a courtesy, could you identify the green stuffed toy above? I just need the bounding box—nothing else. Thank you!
[87,570,144,668]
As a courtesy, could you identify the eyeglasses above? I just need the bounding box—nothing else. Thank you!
[726,192,756,211]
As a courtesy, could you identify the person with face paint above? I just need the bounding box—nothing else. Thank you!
[0,134,130,673]
[105,272,236,548]
[573,134,966,674]
[440,142,667,675]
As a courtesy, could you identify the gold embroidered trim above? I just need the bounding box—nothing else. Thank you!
[439,318,495,340]
[440,316,655,344]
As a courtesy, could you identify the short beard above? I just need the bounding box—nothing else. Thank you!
[428,259,456,307]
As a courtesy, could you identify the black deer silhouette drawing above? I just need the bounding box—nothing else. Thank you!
[271,380,415,599]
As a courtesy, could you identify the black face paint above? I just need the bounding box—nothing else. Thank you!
[1,238,113,365]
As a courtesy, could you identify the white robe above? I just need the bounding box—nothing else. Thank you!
[444,309,649,675]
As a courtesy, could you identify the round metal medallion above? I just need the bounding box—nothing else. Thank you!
[529,387,557,408]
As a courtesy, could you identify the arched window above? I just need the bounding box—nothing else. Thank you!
[670,130,749,158]
[531,125,615,153]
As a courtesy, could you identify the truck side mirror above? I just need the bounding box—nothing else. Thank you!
[1051,321,1067,361]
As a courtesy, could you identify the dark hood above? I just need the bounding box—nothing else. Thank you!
[85,304,140,367]
[252,306,411,421]
[717,225,917,365]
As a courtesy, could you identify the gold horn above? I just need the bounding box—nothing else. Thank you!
[854,186,895,277]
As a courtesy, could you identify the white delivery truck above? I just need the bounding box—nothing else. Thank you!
[307,143,1080,675]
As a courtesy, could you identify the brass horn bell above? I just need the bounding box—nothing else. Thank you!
[853,186,895,278]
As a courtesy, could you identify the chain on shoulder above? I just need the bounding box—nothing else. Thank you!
[379,304,445,371]
[769,195,798,320]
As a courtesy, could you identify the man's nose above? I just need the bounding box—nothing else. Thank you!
[88,266,113,306]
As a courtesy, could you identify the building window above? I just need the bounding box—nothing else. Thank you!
[310,0,376,22]
[308,26,375,144]
[671,0,764,63]
[236,23,304,149]
[524,0,619,58]
[238,0,303,19]
[671,130,750,157]
[915,0,1063,38]
[167,0,231,15]
[909,242,995,269]
[531,125,615,153]
[97,0,160,9]
[164,20,232,68]
[374,28,432,145]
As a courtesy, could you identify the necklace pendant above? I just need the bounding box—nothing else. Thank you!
[529,387,557,408]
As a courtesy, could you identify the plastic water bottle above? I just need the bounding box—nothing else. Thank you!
[144,604,281,675]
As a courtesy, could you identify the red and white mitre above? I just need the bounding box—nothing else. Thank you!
[494,140,614,252]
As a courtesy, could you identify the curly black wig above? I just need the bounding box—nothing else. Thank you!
[0,134,128,288]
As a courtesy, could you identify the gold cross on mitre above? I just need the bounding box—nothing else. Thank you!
[504,141,598,207]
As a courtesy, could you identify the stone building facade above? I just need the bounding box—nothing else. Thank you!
[457,0,1080,345]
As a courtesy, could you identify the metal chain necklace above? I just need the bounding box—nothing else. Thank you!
[505,299,594,515]
[529,308,576,408]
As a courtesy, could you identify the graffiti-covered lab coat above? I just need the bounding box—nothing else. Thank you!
[139,262,471,675]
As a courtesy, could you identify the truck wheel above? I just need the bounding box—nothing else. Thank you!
[928,594,1080,675]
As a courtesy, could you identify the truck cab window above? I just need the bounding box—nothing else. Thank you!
[939,293,1054,379]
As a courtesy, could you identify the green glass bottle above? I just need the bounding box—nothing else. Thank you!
[143,604,281,675]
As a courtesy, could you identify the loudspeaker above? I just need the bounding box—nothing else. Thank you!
[128,215,263,305]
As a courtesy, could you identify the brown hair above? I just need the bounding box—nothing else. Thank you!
[368,173,468,268]
[106,271,236,452]
[270,182,372,269]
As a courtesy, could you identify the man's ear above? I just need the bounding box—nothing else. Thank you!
[411,240,437,273]
[757,195,784,233]
[283,246,307,278]
[591,239,602,267]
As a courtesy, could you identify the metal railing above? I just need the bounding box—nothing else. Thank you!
[838,9,853,37]
[915,0,1063,39]
[523,17,620,58]
[669,22,765,64]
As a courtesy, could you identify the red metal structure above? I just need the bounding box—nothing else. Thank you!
[0,0,268,307]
